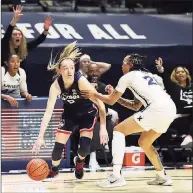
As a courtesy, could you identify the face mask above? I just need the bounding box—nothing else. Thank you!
[87,76,99,83]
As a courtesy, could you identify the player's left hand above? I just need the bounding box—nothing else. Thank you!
[81,89,97,99]
[99,128,109,145]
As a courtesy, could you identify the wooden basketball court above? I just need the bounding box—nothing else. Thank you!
[2,167,192,192]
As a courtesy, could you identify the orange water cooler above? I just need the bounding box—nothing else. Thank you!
[123,146,145,166]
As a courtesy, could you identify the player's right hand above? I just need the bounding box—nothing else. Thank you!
[32,137,46,155]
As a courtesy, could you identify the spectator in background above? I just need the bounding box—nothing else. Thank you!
[2,0,12,4]
[1,5,52,69]
[1,54,32,107]
[156,57,193,147]
[39,0,71,7]
[78,54,111,78]
[39,0,55,7]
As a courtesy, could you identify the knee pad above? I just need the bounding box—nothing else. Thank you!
[52,142,64,161]
[77,137,91,158]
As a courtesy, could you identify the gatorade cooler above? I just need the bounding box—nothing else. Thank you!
[123,146,145,166]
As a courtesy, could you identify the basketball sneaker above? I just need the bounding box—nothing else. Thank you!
[147,173,173,186]
[43,167,59,181]
[74,156,85,179]
[97,173,126,188]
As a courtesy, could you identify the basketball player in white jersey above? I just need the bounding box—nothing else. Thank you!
[1,54,32,107]
[81,53,176,187]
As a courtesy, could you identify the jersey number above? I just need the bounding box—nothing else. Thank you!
[143,76,158,85]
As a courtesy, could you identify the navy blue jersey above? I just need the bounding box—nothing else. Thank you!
[57,72,94,115]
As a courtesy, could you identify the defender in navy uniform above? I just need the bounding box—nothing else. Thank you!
[32,42,108,180]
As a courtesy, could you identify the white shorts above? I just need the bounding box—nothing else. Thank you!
[133,99,176,134]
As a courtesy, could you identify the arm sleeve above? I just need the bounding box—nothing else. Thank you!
[2,24,14,44]
[27,33,47,50]
[154,65,174,93]
[115,74,132,94]
[19,69,28,93]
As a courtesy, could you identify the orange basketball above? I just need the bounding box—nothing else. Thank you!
[26,159,50,181]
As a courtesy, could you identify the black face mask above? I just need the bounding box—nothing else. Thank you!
[87,76,99,83]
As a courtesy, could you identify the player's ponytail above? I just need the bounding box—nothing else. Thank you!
[47,41,81,71]
[129,53,147,71]
[47,41,82,79]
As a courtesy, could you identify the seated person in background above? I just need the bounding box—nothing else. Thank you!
[1,54,32,107]
[87,63,118,125]
[156,57,193,147]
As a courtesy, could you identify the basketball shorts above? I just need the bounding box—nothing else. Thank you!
[133,98,177,134]
[56,107,98,134]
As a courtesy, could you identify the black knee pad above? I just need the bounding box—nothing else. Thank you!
[52,142,64,161]
[77,137,91,158]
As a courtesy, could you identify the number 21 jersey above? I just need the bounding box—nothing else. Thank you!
[115,70,171,107]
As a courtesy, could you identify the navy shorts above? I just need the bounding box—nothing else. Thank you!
[56,107,98,134]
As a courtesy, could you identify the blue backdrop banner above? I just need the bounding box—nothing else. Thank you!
[1,13,192,47]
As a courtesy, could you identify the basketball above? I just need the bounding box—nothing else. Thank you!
[26,159,50,181]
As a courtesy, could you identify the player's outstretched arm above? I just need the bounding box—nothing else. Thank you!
[117,97,143,111]
[32,80,60,154]
[105,84,143,111]
[39,80,60,138]
[81,75,130,105]
[81,88,123,105]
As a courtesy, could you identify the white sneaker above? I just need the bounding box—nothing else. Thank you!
[181,135,193,148]
[147,174,173,186]
[97,173,126,188]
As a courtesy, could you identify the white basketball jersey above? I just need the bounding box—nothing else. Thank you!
[1,66,27,98]
[115,70,170,107]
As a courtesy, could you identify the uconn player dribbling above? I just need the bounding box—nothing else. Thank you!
[32,42,108,180]
[82,53,176,187]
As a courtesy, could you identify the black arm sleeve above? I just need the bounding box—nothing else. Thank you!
[2,24,14,44]
[155,65,175,95]
[1,24,14,66]
[27,33,47,50]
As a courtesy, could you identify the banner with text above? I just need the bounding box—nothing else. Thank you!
[1,13,192,47]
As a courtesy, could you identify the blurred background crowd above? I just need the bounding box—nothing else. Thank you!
[1,0,192,14]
